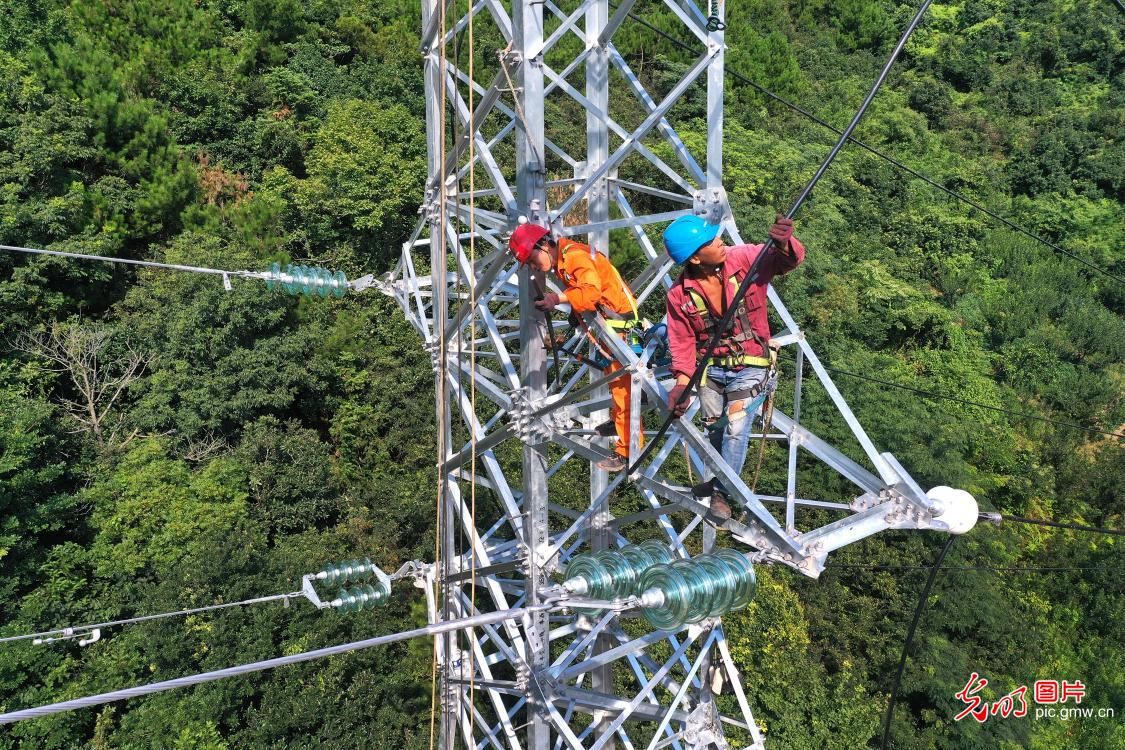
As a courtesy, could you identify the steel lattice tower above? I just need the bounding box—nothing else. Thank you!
[382,2,979,749]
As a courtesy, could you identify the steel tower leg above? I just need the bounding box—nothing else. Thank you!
[389,3,978,749]
[512,4,551,750]
[584,4,615,750]
[421,2,461,746]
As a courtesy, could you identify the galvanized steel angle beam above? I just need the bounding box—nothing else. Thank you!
[396,2,981,749]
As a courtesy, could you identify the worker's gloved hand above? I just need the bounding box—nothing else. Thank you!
[668,383,691,417]
[535,292,560,312]
[768,215,794,248]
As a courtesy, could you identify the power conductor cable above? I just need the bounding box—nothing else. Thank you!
[610,4,1124,285]
[0,591,302,646]
[879,536,956,750]
[981,513,1125,536]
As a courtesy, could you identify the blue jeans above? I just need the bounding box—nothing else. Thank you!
[697,366,769,498]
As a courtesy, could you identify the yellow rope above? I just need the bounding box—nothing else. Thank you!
[498,42,542,167]
[429,1,449,748]
[468,0,479,731]
[750,390,776,493]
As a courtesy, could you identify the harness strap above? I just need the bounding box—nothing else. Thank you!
[685,271,769,359]
[605,317,640,330]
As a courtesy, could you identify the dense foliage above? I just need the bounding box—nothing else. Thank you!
[0,1,1120,748]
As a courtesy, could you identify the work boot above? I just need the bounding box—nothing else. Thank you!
[596,454,627,472]
[691,479,715,498]
[708,492,732,523]
[595,420,616,437]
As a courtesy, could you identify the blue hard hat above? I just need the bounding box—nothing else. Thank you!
[663,215,720,264]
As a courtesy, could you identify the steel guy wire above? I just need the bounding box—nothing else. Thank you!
[629,0,937,474]
[610,3,1124,285]
[0,591,303,646]
[0,604,553,726]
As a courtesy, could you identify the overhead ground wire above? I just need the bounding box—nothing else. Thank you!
[610,4,1123,285]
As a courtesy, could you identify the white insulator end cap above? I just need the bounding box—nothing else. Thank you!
[517,215,529,225]
[926,486,978,535]
[638,588,666,609]
[563,577,589,595]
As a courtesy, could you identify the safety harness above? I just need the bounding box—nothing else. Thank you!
[556,244,645,359]
[681,271,771,370]
[680,269,777,396]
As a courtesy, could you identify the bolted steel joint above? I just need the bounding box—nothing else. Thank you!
[693,187,729,225]
[508,387,553,443]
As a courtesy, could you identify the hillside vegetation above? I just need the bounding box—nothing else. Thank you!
[0,1,1121,748]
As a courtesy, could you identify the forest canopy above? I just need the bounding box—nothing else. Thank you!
[0,1,1121,749]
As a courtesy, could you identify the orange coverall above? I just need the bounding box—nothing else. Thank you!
[554,239,643,459]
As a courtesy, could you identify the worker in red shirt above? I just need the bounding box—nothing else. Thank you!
[509,222,642,472]
[663,214,805,520]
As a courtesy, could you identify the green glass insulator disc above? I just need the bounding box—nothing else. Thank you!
[330,269,347,298]
[565,553,611,615]
[312,267,330,298]
[693,554,737,617]
[354,584,379,610]
[618,544,658,576]
[336,587,357,613]
[714,549,757,611]
[266,262,282,291]
[594,550,637,598]
[350,559,370,580]
[638,563,691,631]
[670,559,714,625]
[321,562,344,585]
[638,540,675,568]
[289,265,303,295]
[566,553,614,599]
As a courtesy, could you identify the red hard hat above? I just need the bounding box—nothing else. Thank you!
[509,223,550,264]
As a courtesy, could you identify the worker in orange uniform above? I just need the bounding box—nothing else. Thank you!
[509,222,642,472]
